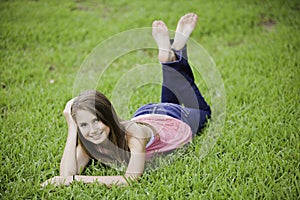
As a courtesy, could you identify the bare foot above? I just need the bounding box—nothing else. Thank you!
[172,13,198,51]
[152,20,176,62]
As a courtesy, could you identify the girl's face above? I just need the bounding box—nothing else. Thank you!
[76,109,110,144]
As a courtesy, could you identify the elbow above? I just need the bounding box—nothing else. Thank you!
[59,165,77,177]
[59,169,71,177]
[125,172,142,181]
[59,157,78,176]
[60,170,75,177]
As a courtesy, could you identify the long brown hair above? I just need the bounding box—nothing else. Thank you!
[71,90,130,165]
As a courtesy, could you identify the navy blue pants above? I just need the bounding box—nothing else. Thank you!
[133,45,211,135]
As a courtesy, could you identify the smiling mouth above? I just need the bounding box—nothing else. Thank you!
[90,132,103,140]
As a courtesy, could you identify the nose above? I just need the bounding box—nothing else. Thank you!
[89,125,98,135]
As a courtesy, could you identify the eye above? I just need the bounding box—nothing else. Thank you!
[92,118,100,123]
[80,123,88,128]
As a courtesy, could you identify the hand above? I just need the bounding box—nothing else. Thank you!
[41,176,73,187]
[63,98,76,117]
[63,98,77,126]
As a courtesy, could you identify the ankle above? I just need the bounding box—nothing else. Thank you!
[171,43,181,51]
[158,49,176,63]
[171,37,186,51]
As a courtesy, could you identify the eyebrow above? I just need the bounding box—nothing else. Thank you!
[77,117,98,124]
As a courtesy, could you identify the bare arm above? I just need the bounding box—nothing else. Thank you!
[42,137,146,187]
[60,98,91,176]
[42,99,91,187]
[59,116,77,176]
[42,121,148,187]
[60,133,90,176]
[66,131,145,186]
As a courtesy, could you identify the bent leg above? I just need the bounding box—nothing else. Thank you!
[151,13,211,134]
[161,47,211,113]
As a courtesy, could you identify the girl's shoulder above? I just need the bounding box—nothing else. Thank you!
[121,120,152,141]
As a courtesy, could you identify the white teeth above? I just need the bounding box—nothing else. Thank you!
[91,134,100,139]
[89,132,104,141]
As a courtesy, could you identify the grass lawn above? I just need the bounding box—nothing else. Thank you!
[1,0,299,199]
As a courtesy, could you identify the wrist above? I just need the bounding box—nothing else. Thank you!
[67,121,77,130]
[65,116,75,124]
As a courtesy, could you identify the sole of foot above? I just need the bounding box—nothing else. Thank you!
[152,20,175,62]
[172,13,198,51]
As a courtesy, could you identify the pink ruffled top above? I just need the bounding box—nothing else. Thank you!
[131,114,192,160]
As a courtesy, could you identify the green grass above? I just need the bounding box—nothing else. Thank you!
[1,0,299,199]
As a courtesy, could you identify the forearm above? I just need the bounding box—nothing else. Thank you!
[60,123,77,176]
[74,175,136,186]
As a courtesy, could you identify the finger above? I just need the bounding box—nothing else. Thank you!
[40,180,49,187]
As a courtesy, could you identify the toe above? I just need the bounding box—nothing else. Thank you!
[152,20,158,27]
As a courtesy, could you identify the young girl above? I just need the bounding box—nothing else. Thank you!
[42,13,211,187]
